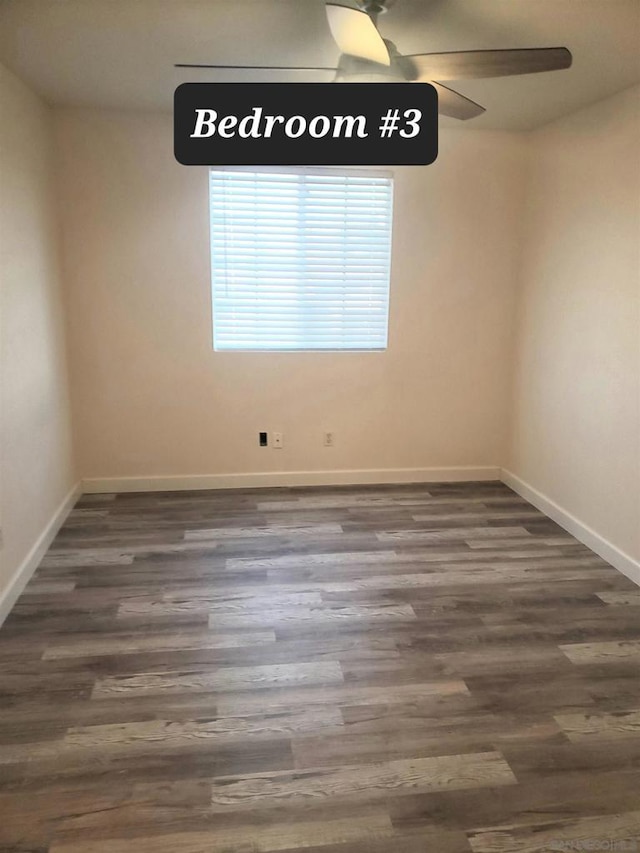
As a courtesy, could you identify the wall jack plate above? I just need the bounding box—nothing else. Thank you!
[273,432,284,449]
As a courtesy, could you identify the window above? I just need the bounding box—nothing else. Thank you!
[209,169,393,351]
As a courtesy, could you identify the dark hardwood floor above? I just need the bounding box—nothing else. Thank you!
[1,481,639,852]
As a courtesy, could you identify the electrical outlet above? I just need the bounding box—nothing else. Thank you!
[324,431,334,447]
[273,432,284,449]
[259,432,268,447]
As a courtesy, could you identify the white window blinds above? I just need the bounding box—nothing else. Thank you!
[209,169,393,351]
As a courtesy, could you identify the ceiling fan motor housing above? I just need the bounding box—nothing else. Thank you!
[358,0,393,16]
[334,40,406,83]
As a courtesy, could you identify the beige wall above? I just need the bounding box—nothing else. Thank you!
[508,85,640,564]
[55,108,526,483]
[0,64,76,611]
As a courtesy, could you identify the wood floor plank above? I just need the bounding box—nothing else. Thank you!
[196,563,615,597]
[207,602,417,628]
[559,639,640,664]
[270,565,616,591]
[256,495,528,511]
[216,679,470,716]
[209,752,517,811]
[92,661,344,699]
[0,784,133,850]
[185,523,344,540]
[292,711,562,770]
[596,590,640,605]
[411,511,543,523]
[38,552,135,568]
[554,708,640,741]
[42,630,277,660]
[467,809,640,852]
[4,736,295,785]
[377,526,532,542]
[118,591,322,618]
[50,813,395,853]
[434,646,575,676]
[466,535,576,549]
[64,708,345,750]
[21,580,77,595]
[226,550,401,570]
[225,547,587,572]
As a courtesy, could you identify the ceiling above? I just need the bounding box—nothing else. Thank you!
[0,0,638,130]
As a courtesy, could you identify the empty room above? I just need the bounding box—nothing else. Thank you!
[1,0,639,851]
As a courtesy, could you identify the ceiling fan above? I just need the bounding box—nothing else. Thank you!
[176,0,572,121]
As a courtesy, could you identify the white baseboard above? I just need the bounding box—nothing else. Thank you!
[501,469,640,588]
[82,466,501,494]
[0,483,81,627]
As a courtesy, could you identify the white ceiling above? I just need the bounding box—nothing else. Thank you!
[0,0,638,130]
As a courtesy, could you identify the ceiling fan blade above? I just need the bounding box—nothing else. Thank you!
[402,47,572,81]
[175,64,336,71]
[430,82,485,120]
[325,3,390,66]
